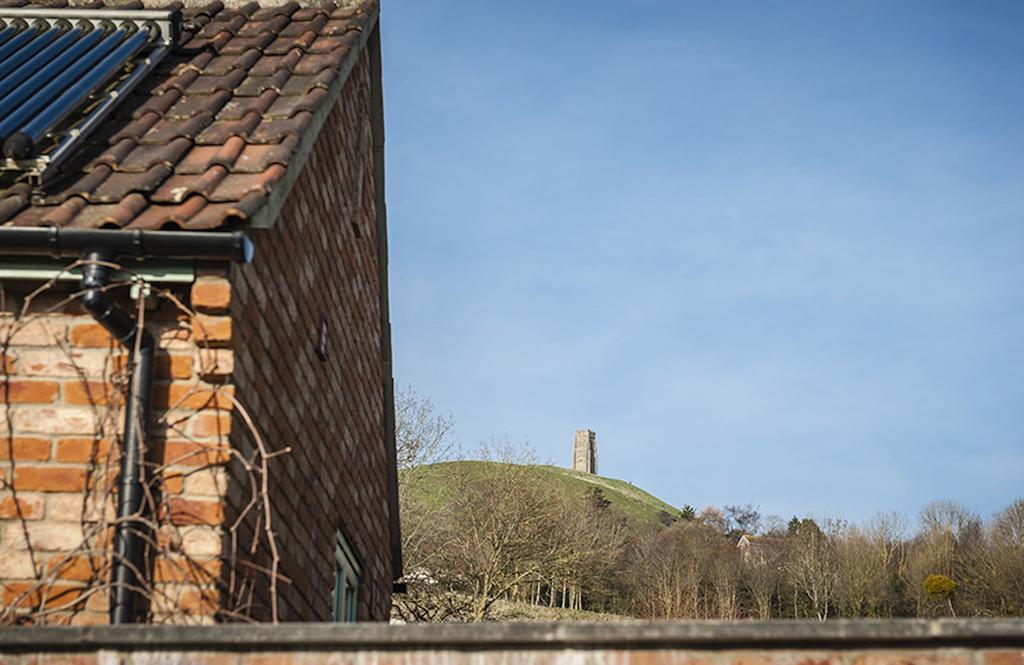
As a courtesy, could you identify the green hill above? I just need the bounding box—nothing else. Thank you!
[403,461,682,530]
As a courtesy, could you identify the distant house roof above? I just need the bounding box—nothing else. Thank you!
[0,0,378,231]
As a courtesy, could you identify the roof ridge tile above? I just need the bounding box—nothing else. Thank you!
[251,0,298,22]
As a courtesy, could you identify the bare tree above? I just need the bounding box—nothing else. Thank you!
[982,500,1024,615]
[742,543,783,619]
[394,386,457,473]
[786,519,838,620]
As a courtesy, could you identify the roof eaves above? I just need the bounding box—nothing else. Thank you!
[246,2,379,230]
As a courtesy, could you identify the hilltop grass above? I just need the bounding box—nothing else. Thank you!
[402,460,681,531]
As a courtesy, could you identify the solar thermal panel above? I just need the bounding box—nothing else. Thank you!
[0,8,180,183]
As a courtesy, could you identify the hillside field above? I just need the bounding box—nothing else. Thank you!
[402,461,682,530]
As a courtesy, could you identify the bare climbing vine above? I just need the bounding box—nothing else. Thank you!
[0,257,288,624]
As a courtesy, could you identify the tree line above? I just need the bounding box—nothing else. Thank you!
[393,389,1024,622]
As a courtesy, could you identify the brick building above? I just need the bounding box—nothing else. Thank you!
[0,0,399,624]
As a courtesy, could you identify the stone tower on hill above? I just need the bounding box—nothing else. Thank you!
[572,429,598,474]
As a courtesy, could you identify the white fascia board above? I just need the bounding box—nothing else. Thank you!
[0,258,195,284]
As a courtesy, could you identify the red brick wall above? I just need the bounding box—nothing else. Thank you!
[0,287,234,625]
[225,47,393,622]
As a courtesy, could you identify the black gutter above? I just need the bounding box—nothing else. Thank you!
[0,227,252,261]
[0,226,252,623]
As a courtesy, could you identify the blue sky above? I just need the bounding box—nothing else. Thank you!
[380,1,1024,525]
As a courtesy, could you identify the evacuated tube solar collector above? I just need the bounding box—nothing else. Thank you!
[0,7,180,182]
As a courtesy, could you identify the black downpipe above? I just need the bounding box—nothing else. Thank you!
[0,227,253,623]
[80,251,154,624]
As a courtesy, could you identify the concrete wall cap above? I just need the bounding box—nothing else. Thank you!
[2,620,1024,652]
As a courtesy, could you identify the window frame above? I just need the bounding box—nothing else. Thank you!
[332,528,362,622]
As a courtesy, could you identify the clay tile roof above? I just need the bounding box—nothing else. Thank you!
[0,0,379,231]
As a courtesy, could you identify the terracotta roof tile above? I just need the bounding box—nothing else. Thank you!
[0,185,31,224]
[118,138,193,173]
[220,32,276,54]
[40,197,87,227]
[233,136,299,173]
[198,12,245,37]
[186,70,248,95]
[292,4,335,20]
[250,51,303,76]
[330,5,363,19]
[182,191,265,229]
[182,1,224,21]
[175,137,247,174]
[7,207,48,227]
[152,166,229,203]
[294,51,346,76]
[236,69,291,96]
[266,88,328,119]
[287,69,335,95]
[0,0,378,231]
[139,113,215,145]
[195,111,262,145]
[66,194,148,229]
[90,139,138,170]
[128,195,209,230]
[249,112,312,143]
[309,33,356,54]
[322,19,356,36]
[251,1,297,20]
[90,164,173,202]
[264,30,317,55]
[203,50,261,76]
[208,164,286,202]
[238,14,288,37]
[293,5,334,21]
[280,14,328,37]
[183,28,233,52]
[174,51,216,76]
[111,112,162,144]
[151,68,200,96]
[131,90,182,119]
[36,167,113,205]
[216,90,277,121]
[167,91,232,119]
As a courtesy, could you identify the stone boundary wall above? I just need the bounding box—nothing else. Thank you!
[0,620,1022,664]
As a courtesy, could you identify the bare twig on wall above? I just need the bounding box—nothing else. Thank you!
[0,258,287,625]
